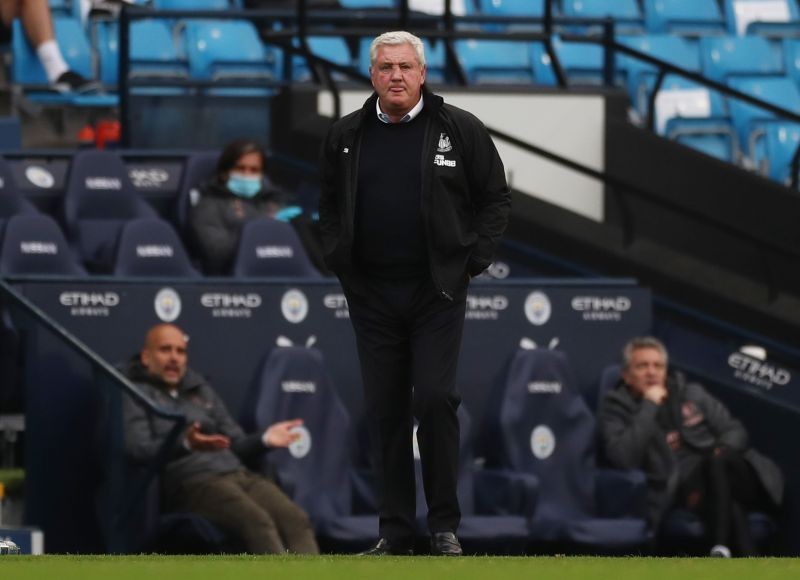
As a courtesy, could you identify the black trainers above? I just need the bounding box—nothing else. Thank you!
[359,538,413,556]
[430,531,462,556]
[52,71,102,94]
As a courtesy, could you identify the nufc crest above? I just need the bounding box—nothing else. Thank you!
[437,133,452,152]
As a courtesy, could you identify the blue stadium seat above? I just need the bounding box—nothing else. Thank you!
[153,0,231,8]
[531,37,617,87]
[113,218,199,278]
[48,0,78,18]
[477,0,544,18]
[339,0,395,7]
[723,0,800,36]
[562,0,645,33]
[0,214,85,275]
[293,36,354,83]
[11,18,91,86]
[699,36,784,83]
[643,0,727,36]
[618,35,701,115]
[784,38,800,87]
[483,348,650,550]
[656,76,739,162]
[95,20,189,87]
[757,122,800,184]
[175,150,219,234]
[239,345,377,551]
[182,20,282,95]
[676,133,739,162]
[529,42,558,86]
[0,157,39,239]
[476,0,545,31]
[412,406,538,554]
[11,17,115,106]
[421,39,449,84]
[589,363,621,413]
[455,39,535,85]
[63,150,158,272]
[728,76,800,158]
[232,218,321,278]
[553,36,607,86]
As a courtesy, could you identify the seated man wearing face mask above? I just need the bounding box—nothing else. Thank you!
[187,139,294,275]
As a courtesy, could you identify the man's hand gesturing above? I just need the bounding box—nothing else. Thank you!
[186,422,231,451]
[263,419,304,448]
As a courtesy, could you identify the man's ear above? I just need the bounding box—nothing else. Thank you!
[140,349,150,370]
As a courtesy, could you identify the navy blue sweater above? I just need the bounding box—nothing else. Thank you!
[354,107,429,278]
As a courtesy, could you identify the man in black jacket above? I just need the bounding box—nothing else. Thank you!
[598,337,783,557]
[123,323,319,554]
[318,31,510,556]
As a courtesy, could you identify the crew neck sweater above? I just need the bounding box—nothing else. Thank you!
[354,107,429,278]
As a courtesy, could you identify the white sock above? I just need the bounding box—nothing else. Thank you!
[36,39,70,83]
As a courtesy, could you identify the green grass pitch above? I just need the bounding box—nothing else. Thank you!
[2,555,800,580]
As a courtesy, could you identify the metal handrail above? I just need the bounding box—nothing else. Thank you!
[118,2,800,181]
[0,277,187,539]
[487,124,797,304]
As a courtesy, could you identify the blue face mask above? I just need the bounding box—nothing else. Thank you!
[227,173,262,198]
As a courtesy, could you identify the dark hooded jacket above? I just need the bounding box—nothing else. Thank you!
[121,357,267,497]
[598,372,783,526]
[318,87,511,299]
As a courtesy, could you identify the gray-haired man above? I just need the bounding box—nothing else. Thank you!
[318,31,510,555]
[598,337,783,557]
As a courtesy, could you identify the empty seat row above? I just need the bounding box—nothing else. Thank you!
[448,34,800,180]
[236,343,651,552]
[0,213,319,278]
[14,13,800,91]
[0,150,321,278]
[540,34,800,89]
[649,75,800,178]
[96,19,283,89]
[470,0,800,38]
[66,0,799,41]
[11,16,282,92]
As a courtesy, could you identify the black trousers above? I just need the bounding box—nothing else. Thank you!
[343,274,466,544]
[677,448,765,555]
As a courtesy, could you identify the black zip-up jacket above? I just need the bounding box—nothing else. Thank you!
[188,179,290,275]
[598,372,784,526]
[121,357,268,497]
[318,88,511,299]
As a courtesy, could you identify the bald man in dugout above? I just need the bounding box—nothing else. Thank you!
[121,324,319,554]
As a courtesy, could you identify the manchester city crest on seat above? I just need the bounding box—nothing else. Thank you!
[437,133,452,152]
